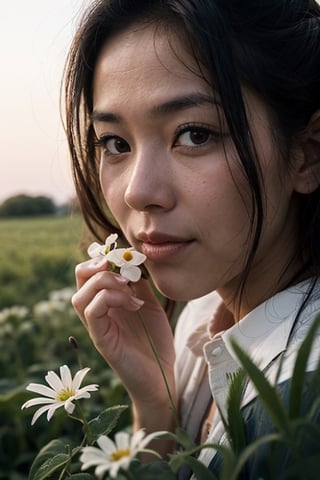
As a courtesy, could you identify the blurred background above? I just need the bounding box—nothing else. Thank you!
[0,3,131,478]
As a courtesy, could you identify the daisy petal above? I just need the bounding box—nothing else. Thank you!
[96,464,113,479]
[60,365,72,387]
[21,397,56,409]
[30,404,53,425]
[64,399,76,414]
[45,370,64,391]
[97,435,116,453]
[115,431,130,450]
[139,430,169,449]
[26,383,56,398]
[109,462,122,479]
[130,429,146,449]
[72,367,90,390]
[47,403,64,421]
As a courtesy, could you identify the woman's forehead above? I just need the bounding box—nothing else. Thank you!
[94,23,203,82]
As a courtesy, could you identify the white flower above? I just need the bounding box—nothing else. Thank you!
[87,233,118,258]
[80,428,166,478]
[21,365,99,425]
[106,248,146,282]
[0,306,29,323]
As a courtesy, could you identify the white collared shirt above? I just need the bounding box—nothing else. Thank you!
[174,278,320,471]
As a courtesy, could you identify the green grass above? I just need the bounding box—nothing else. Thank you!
[0,215,86,309]
[0,214,130,478]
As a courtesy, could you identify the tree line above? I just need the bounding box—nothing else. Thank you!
[0,194,78,217]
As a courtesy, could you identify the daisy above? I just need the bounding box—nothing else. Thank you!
[106,247,146,282]
[80,428,165,478]
[87,233,118,258]
[21,365,99,425]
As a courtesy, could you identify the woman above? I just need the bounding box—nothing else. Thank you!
[65,0,320,477]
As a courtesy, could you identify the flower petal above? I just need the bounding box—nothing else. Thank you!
[96,463,114,479]
[71,367,90,390]
[64,398,76,414]
[30,404,55,425]
[120,265,142,282]
[105,249,124,266]
[127,250,147,265]
[105,233,118,247]
[114,431,130,450]
[78,384,99,394]
[80,446,108,465]
[87,242,104,258]
[97,435,116,454]
[109,462,123,479]
[21,397,56,409]
[138,430,169,450]
[130,429,146,449]
[31,403,62,425]
[47,403,64,421]
[60,365,72,388]
[45,370,64,392]
[26,383,56,398]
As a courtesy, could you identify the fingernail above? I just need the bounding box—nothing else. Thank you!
[129,296,144,309]
[114,275,129,284]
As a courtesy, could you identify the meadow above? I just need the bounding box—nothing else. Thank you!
[1,216,320,480]
[0,216,130,479]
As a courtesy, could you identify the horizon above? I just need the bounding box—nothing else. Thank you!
[0,1,91,205]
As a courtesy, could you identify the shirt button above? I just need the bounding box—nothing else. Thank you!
[211,346,222,357]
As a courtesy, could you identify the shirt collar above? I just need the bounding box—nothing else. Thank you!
[222,278,315,371]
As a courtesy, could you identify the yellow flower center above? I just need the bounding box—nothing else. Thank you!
[55,387,75,401]
[123,250,133,262]
[110,448,131,461]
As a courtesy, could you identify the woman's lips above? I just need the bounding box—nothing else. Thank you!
[138,233,193,262]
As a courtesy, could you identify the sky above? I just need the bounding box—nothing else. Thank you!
[0,1,91,205]
[1,1,319,206]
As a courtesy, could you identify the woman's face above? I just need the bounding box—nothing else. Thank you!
[92,25,300,312]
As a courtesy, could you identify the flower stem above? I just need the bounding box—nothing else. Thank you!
[75,401,93,445]
[136,309,179,426]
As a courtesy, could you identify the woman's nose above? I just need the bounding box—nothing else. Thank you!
[124,149,176,212]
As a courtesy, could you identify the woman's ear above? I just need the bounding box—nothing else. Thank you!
[293,111,320,194]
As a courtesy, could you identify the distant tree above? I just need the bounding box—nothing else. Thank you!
[0,194,56,217]
[56,196,81,216]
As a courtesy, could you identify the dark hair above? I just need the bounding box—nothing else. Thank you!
[64,0,320,298]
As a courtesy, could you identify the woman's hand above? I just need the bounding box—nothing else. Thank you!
[72,256,176,417]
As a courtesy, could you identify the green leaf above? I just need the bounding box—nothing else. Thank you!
[88,405,128,439]
[230,339,289,434]
[289,314,320,418]
[131,460,176,480]
[182,455,218,480]
[28,439,68,480]
[225,368,247,453]
[30,454,69,480]
[230,433,281,480]
[174,427,196,450]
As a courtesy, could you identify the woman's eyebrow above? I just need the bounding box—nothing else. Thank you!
[91,92,221,124]
[150,93,221,116]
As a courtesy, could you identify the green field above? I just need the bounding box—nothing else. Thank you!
[0,215,86,309]
[0,215,130,479]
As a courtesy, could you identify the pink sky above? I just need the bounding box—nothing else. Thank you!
[0,1,91,205]
[2,0,319,206]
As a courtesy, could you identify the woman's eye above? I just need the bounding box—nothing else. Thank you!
[96,136,130,154]
[175,127,212,147]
